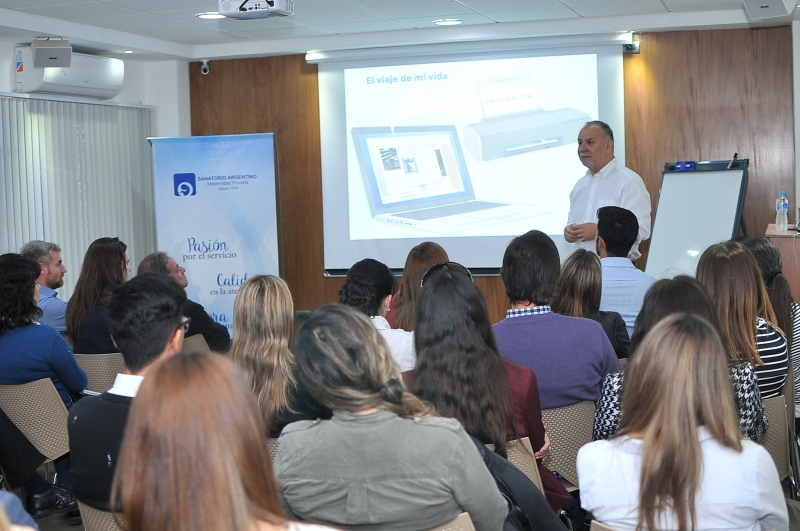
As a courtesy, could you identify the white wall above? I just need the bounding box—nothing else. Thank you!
[144,60,191,137]
[0,41,17,93]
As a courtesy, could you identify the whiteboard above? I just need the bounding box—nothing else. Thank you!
[644,166,747,279]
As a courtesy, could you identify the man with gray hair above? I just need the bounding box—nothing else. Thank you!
[20,240,68,334]
[137,251,231,352]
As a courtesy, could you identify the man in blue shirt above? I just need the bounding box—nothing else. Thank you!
[597,207,656,336]
[20,240,68,334]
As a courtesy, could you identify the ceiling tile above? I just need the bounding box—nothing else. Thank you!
[231,26,331,38]
[458,0,567,11]
[370,1,477,18]
[484,7,579,22]
[100,0,217,12]
[17,1,140,19]
[291,8,389,25]
[196,16,305,30]
[396,12,495,27]
[662,0,743,11]
[0,0,93,7]
[313,19,415,34]
[340,0,464,6]
[70,13,159,30]
[568,2,668,16]
[561,0,650,5]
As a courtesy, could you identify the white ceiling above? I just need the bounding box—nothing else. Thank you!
[0,0,794,62]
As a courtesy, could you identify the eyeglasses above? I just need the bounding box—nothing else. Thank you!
[177,317,192,333]
[421,261,473,287]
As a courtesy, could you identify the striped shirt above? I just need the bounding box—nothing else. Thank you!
[791,302,800,417]
[753,317,788,399]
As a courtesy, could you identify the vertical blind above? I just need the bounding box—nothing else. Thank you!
[0,96,156,300]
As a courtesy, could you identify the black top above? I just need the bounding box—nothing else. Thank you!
[68,391,132,510]
[183,299,231,353]
[270,365,333,438]
[72,304,117,354]
[583,310,631,359]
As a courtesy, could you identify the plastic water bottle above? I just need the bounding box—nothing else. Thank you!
[776,191,789,232]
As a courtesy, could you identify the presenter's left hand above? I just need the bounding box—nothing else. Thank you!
[574,223,597,242]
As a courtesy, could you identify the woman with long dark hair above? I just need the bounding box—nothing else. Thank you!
[551,248,630,358]
[230,275,330,436]
[339,258,415,371]
[593,275,767,442]
[388,242,449,331]
[409,265,573,514]
[696,241,788,398]
[274,304,507,531]
[112,351,337,531]
[578,314,787,531]
[66,237,130,353]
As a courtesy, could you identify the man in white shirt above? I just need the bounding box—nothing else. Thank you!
[20,240,68,334]
[596,206,657,336]
[564,121,651,261]
[68,273,187,510]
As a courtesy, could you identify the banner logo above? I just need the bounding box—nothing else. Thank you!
[15,49,23,73]
[174,173,196,196]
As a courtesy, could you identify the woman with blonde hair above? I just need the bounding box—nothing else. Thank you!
[112,351,336,531]
[230,275,330,436]
[388,242,449,331]
[274,304,508,531]
[578,313,787,531]
[696,241,788,398]
[551,249,630,358]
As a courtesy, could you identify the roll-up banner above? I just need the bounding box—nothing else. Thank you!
[150,133,281,337]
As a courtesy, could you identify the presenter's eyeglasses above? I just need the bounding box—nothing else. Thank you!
[178,317,192,334]
[421,261,473,287]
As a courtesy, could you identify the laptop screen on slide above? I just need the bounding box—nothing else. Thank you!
[352,127,475,213]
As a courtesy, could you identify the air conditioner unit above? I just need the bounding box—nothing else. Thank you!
[14,47,124,100]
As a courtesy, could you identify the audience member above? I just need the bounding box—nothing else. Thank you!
[551,248,630,358]
[66,237,130,353]
[68,273,186,511]
[578,314,788,531]
[0,409,76,520]
[593,275,767,442]
[697,241,788,398]
[0,253,86,501]
[230,275,331,437]
[493,230,618,408]
[19,240,67,334]
[274,304,508,531]
[137,252,231,352]
[596,206,656,335]
[339,258,415,371]
[0,491,38,530]
[388,241,448,331]
[408,266,573,515]
[112,351,333,531]
[741,237,800,430]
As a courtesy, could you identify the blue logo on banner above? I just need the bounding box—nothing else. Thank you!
[174,173,196,196]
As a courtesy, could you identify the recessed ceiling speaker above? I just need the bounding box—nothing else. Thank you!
[742,0,794,19]
[30,38,72,68]
[220,1,232,12]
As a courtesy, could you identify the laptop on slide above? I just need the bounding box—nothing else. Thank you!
[351,126,552,233]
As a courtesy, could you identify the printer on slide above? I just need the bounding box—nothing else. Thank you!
[464,107,591,162]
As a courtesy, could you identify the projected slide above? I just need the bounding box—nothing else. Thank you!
[344,54,598,239]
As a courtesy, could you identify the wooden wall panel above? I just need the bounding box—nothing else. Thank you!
[190,27,794,323]
[624,28,794,267]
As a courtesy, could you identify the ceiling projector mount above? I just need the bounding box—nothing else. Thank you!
[218,0,293,19]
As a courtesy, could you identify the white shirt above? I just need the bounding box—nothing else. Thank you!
[370,315,416,372]
[107,373,144,398]
[567,158,652,260]
[577,427,789,531]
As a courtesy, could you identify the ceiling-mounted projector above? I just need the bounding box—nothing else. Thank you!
[218,0,293,19]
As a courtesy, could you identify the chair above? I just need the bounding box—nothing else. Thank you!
[0,379,69,462]
[505,437,544,493]
[761,395,791,484]
[78,501,125,531]
[75,353,125,394]
[541,400,595,491]
[268,438,280,462]
[589,520,619,531]
[183,334,210,352]
[427,512,476,531]
[785,358,800,500]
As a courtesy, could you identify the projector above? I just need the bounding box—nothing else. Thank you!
[218,0,293,19]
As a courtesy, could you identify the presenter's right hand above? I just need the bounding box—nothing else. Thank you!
[564,224,579,243]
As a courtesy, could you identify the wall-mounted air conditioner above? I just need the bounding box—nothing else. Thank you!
[14,47,124,100]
